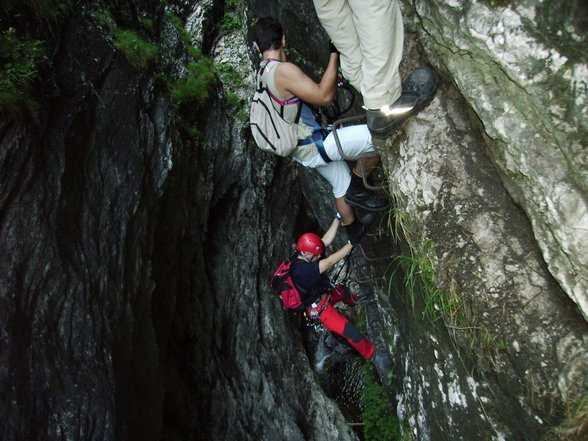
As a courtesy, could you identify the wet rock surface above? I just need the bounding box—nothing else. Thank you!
[1,2,356,440]
[0,1,586,441]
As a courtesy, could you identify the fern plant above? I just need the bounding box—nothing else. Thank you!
[0,28,45,116]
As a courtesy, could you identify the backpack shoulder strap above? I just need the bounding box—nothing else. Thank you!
[257,59,278,89]
[288,258,308,294]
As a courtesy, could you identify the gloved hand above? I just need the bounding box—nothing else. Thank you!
[328,40,339,54]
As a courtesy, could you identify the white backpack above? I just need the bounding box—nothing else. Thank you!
[249,60,301,157]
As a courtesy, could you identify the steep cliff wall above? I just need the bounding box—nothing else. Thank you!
[380,1,588,440]
[411,0,588,321]
[0,1,355,440]
[0,0,586,441]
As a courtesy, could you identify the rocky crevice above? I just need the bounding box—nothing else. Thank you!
[1,1,587,441]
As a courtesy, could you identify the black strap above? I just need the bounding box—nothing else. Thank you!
[288,258,307,295]
[297,130,331,163]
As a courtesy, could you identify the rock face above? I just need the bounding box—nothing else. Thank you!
[0,1,586,441]
[381,1,588,439]
[383,83,588,441]
[408,0,588,321]
[0,2,356,441]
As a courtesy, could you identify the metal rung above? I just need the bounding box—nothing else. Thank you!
[332,115,386,192]
[348,252,388,284]
[356,243,394,262]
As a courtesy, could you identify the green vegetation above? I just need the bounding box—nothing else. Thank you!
[220,13,240,33]
[165,11,203,58]
[170,58,215,106]
[362,366,408,441]
[94,6,159,69]
[164,12,216,107]
[97,9,213,104]
[388,239,460,325]
[486,0,511,8]
[93,9,116,30]
[384,208,507,358]
[543,394,588,441]
[166,11,192,46]
[227,92,248,121]
[114,28,159,69]
[216,63,247,119]
[1,0,71,20]
[139,17,154,32]
[216,62,244,88]
[0,28,45,116]
[388,206,415,250]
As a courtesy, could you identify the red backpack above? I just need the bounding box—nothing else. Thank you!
[270,260,306,311]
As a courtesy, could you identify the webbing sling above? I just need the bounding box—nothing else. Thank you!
[297,103,332,163]
[297,130,331,164]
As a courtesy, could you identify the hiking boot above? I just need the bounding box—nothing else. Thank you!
[371,351,394,386]
[355,286,373,303]
[349,286,373,306]
[367,66,439,139]
[344,213,375,245]
[345,172,389,211]
[345,188,389,211]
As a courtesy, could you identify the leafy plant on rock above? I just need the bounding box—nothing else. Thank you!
[114,28,159,69]
[0,27,45,116]
[362,366,405,441]
[170,58,215,106]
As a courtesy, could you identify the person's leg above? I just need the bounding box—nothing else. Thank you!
[335,196,355,225]
[323,124,381,186]
[354,156,381,181]
[313,0,363,92]
[323,126,389,211]
[319,304,375,359]
[323,124,373,162]
[315,161,376,242]
[347,0,438,139]
[348,0,404,110]
[315,160,353,224]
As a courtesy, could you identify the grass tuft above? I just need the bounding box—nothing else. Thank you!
[544,394,588,441]
[114,28,159,69]
[362,367,404,441]
[170,58,215,106]
[0,28,45,117]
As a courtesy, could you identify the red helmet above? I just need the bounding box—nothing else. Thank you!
[296,233,324,254]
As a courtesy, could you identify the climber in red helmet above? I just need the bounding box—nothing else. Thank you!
[290,214,375,360]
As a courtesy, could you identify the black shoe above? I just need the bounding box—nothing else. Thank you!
[346,171,389,211]
[371,351,394,386]
[345,188,389,211]
[404,65,439,111]
[354,286,373,303]
[344,213,375,245]
[367,66,439,139]
[366,93,417,138]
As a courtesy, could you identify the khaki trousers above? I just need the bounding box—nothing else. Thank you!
[313,0,404,109]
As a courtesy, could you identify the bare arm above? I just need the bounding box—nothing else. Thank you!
[274,53,339,107]
[321,218,340,248]
[318,243,353,274]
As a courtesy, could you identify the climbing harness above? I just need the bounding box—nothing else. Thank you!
[304,249,355,320]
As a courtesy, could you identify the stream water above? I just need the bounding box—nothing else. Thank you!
[301,316,367,438]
